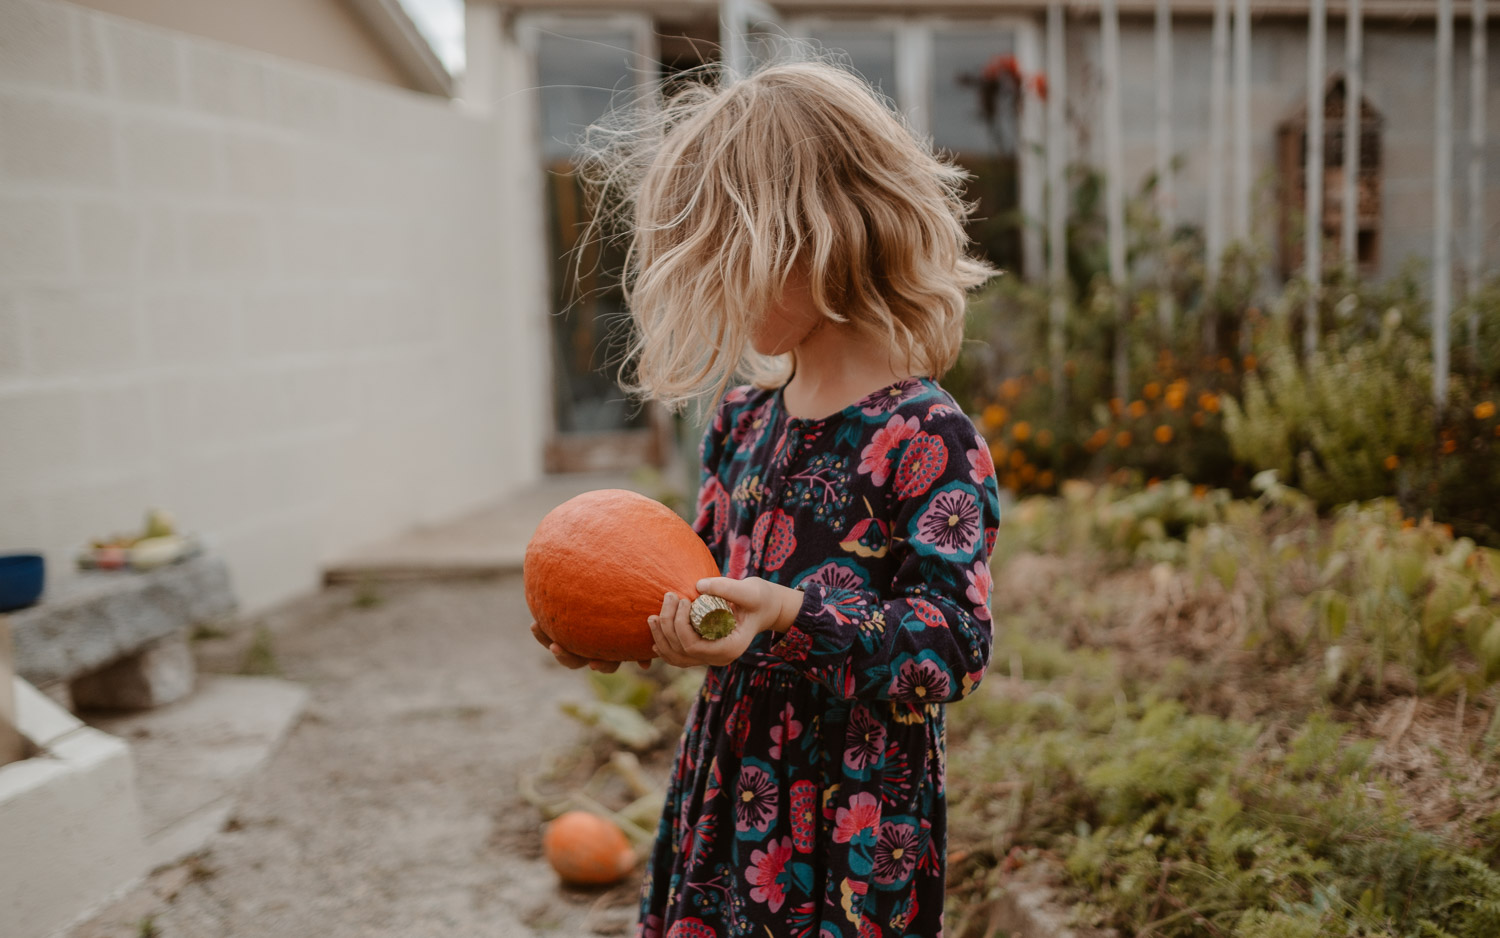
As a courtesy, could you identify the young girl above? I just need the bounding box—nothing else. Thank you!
[534,59,1002,937]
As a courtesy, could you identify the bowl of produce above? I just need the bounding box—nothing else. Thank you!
[0,553,45,612]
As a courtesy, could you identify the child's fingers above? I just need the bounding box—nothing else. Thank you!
[649,605,686,659]
[697,576,757,608]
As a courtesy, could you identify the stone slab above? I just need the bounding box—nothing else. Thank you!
[322,472,646,583]
[85,674,308,869]
[72,632,196,711]
[9,553,237,687]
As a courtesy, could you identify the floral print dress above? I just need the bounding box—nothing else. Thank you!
[637,377,1002,938]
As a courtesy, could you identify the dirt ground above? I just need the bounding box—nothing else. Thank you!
[69,576,648,938]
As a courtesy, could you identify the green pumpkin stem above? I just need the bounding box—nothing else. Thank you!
[689,594,736,640]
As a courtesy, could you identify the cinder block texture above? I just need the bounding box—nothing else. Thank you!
[8,554,236,687]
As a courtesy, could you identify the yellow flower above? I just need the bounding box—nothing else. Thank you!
[1000,378,1023,401]
[1128,400,1148,419]
[982,403,1009,428]
[1198,392,1221,414]
[1384,455,1400,471]
[1012,421,1032,442]
[1143,382,1162,400]
[1476,401,1496,420]
[1154,425,1173,444]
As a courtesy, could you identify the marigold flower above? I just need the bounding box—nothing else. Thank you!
[1243,354,1258,371]
[1109,398,1124,416]
[1038,470,1055,489]
[1009,450,1026,469]
[1000,378,1023,401]
[1476,401,1496,420]
[1165,389,1187,411]
[1143,382,1162,400]
[989,441,1008,463]
[1012,421,1032,442]
[1147,477,1161,488]
[1442,439,1458,454]
[1193,484,1208,499]
[982,404,1008,428]
[1154,425,1173,444]
[1020,464,1037,484]
[1383,455,1400,471]
[1086,429,1109,451]
[1115,431,1133,448]
[1198,392,1221,413]
[1192,412,1207,427]
[1128,400,1148,419]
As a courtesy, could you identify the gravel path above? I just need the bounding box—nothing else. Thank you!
[69,577,646,938]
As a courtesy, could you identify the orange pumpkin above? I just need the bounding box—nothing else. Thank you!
[542,810,636,886]
[524,489,735,661]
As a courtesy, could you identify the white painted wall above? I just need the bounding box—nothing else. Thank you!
[0,0,549,613]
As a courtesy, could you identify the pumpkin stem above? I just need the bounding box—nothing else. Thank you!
[689,594,736,640]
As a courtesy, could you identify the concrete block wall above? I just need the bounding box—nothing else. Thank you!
[1064,14,1500,284]
[0,0,549,613]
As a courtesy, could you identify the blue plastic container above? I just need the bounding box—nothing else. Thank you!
[0,553,45,613]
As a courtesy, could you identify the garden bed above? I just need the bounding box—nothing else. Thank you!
[943,483,1500,938]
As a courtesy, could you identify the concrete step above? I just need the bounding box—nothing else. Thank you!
[321,471,651,583]
[83,674,308,870]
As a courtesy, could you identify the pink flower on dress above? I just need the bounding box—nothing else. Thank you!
[725,534,752,579]
[790,780,817,853]
[967,441,996,485]
[694,475,729,547]
[858,378,926,416]
[735,764,778,833]
[908,598,946,629]
[873,821,920,886]
[965,559,993,620]
[732,400,774,450]
[894,432,948,498]
[666,918,716,938]
[912,487,982,557]
[832,791,880,845]
[858,415,919,486]
[745,837,794,912]
[889,657,952,701]
[843,705,886,772]
[768,703,803,759]
[752,509,797,571]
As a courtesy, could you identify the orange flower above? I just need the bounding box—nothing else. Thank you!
[989,441,1009,463]
[1020,464,1037,484]
[1000,378,1023,401]
[1243,354,1259,371]
[1494,424,1500,437]
[1440,524,1455,539]
[1038,470,1055,489]
[1192,484,1208,499]
[1147,477,1161,488]
[1154,425,1174,444]
[1009,450,1026,469]
[1036,429,1055,448]
[982,404,1008,428]
[1192,412,1207,427]
[1143,382,1162,400]
[1476,401,1496,420]
[1012,421,1032,442]
[1218,357,1233,373]
[1128,400,1148,419]
[1115,431,1133,448]
[1165,387,1187,411]
[1109,397,1124,416]
[1401,518,1416,530]
[1383,455,1400,471]
[1198,392,1221,414]
[1442,439,1458,454]
[1086,429,1109,451]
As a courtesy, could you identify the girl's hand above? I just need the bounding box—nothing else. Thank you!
[529,620,649,673]
[648,578,803,668]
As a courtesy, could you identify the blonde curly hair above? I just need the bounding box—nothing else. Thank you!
[576,55,998,410]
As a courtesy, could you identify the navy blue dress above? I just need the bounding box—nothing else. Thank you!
[637,377,1002,938]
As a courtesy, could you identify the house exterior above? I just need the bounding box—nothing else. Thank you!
[0,0,1494,615]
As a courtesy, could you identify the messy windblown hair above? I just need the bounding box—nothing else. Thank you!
[575,54,999,410]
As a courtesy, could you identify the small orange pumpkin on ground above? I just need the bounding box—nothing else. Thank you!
[524,489,735,661]
[542,810,637,886]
